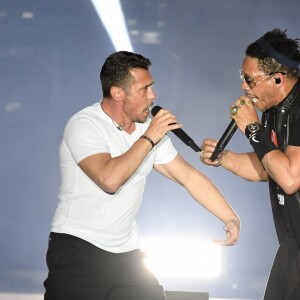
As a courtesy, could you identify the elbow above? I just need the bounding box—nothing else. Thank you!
[280,179,299,195]
[98,177,122,194]
[282,186,299,195]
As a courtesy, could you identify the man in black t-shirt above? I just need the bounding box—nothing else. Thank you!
[200,28,300,300]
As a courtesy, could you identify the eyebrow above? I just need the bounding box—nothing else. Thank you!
[145,81,155,89]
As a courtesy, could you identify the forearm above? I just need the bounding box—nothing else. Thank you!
[109,136,153,179]
[187,174,240,247]
[185,170,239,224]
[221,150,268,181]
[200,139,267,181]
[157,154,240,246]
[79,136,154,193]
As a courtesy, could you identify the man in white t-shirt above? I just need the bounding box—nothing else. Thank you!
[43,51,240,300]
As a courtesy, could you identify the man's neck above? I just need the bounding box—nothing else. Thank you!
[101,99,135,133]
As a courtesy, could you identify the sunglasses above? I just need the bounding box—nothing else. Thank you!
[239,70,272,89]
[239,69,285,89]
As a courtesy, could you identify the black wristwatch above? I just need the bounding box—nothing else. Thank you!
[245,122,263,139]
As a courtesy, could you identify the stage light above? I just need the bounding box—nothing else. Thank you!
[90,0,133,51]
[141,238,222,279]
[22,11,34,19]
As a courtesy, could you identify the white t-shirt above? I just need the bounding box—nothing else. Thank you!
[51,102,177,253]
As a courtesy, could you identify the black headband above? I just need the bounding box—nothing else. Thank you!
[256,37,300,74]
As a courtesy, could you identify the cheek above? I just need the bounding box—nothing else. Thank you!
[257,95,273,111]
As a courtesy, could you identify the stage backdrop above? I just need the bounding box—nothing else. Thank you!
[0,0,299,299]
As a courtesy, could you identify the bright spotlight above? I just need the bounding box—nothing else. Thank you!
[90,0,133,52]
[141,239,222,279]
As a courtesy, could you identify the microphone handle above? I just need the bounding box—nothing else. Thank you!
[151,105,201,152]
[210,120,238,162]
[172,128,201,152]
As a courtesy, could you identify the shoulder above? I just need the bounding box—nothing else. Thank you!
[65,103,105,130]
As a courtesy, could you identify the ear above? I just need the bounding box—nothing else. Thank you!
[110,86,125,102]
[273,73,284,86]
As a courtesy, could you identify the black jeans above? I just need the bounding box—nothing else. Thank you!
[264,234,300,300]
[44,232,166,300]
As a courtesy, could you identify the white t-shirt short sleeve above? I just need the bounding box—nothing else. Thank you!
[51,102,177,253]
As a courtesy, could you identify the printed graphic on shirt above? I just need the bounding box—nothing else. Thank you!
[277,193,285,205]
[271,130,278,147]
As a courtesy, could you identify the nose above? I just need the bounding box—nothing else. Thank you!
[147,86,156,100]
[241,80,250,91]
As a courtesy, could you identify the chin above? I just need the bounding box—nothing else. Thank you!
[259,106,267,112]
[136,117,147,124]
[254,102,266,112]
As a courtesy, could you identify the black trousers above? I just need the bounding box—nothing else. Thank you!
[264,234,300,300]
[44,232,166,300]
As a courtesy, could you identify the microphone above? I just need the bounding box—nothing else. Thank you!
[210,120,238,161]
[151,106,201,152]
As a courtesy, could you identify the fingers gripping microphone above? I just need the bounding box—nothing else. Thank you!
[151,106,201,152]
[210,120,238,161]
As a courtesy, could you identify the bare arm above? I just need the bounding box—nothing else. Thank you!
[200,90,300,195]
[79,108,181,194]
[79,139,154,194]
[201,139,268,181]
[229,95,300,193]
[201,139,300,194]
[154,154,240,247]
[261,145,300,194]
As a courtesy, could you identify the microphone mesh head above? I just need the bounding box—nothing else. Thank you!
[151,106,162,117]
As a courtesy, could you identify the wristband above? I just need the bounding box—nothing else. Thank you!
[249,130,277,161]
[140,135,155,149]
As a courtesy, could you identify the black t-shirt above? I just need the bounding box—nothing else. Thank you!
[266,105,300,244]
[276,114,300,242]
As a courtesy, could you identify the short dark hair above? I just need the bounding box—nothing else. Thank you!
[246,29,300,78]
[100,51,152,98]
